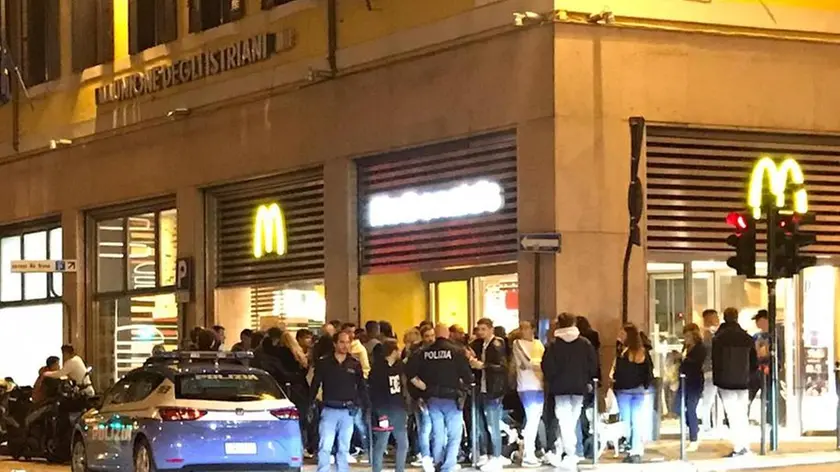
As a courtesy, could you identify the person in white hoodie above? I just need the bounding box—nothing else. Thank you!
[511,320,545,468]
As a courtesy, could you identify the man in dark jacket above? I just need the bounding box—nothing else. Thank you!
[406,324,474,472]
[541,313,598,469]
[712,307,758,457]
[468,318,508,472]
[311,331,369,472]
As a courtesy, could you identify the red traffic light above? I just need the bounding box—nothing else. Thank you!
[726,212,749,231]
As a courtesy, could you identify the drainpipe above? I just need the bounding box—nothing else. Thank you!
[9,0,21,152]
[327,0,337,75]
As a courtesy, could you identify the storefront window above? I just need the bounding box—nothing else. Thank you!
[0,227,62,303]
[215,280,325,347]
[93,293,178,391]
[93,208,177,389]
[0,236,22,302]
[0,304,63,386]
[0,225,63,387]
[475,274,519,333]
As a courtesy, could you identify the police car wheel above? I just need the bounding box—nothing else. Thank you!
[134,438,157,472]
[70,436,89,472]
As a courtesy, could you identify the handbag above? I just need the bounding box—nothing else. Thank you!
[604,387,619,415]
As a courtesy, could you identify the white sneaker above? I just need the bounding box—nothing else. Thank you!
[500,456,512,466]
[543,451,559,466]
[522,455,542,468]
[411,454,423,467]
[346,454,357,464]
[686,441,700,452]
[479,457,503,472]
[476,455,490,467]
[562,454,581,467]
[420,456,435,472]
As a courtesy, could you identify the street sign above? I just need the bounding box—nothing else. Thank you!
[10,259,77,273]
[519,233,562,253]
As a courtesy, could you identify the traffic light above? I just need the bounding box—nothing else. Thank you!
[773,212,817,278]
[725,211,756,277]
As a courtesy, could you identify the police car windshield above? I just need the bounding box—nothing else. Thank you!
[176,372,285,402]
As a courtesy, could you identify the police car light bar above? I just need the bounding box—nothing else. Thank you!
[152,351,255,360]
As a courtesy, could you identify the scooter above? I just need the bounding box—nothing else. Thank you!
[5,372,97,463]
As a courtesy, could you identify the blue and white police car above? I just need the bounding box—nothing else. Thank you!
[69,351,303,472]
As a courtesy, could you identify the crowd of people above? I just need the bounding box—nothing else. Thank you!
[176,305,766,472]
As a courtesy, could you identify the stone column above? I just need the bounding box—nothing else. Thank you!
[323,157,359,325]
[517,116,558,329]
[62,210,85,353]
[176,187,207,333]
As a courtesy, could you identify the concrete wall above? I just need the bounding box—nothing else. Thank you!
[551,22,840,363]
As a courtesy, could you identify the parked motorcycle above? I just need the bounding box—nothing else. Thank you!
[5,374,97,463]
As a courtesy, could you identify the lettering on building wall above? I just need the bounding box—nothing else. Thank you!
[95,29,298,105]
[367,179,505,228]
[253,203,287,259]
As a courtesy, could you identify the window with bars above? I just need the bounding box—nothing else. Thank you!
[189,0,244,33]
[129,0,177,55]
[0,226,62,304]
[71,0,114,72]
[22,0,60,85]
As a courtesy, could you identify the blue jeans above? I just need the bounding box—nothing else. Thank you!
[318,407,355,472]
[372,406,408,472]
[416,402,432,458]
[476,393,503,457]
[616,387,653,456]
[352,407,370,454]
[674,386,702,442]
[428,397,464,472]
[518,390,544,458]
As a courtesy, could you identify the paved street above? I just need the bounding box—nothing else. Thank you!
[2,459,840,472]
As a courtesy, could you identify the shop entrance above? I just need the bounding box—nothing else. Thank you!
[648,258,840,437]
[426,269,519,334]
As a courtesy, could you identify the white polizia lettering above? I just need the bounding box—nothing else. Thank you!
[367,180,504,228]
[424,350,453,360]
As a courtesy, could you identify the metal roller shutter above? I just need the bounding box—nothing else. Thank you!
[646,125,840,254]
[358,131,518,272]
[210,168,324,286]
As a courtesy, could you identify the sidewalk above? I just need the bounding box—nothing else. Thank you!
[331,437,840,471]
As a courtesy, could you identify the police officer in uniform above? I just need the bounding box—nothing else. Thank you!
[406,324,474,472]
[311,331,370,472]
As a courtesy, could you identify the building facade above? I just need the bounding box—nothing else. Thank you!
[1,0,840,432]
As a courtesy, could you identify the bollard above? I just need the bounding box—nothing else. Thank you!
[760,370,767,456]
[679,374,686,461]
[470,382,478,468]
[592,378,600,466]
[835,363,840,451]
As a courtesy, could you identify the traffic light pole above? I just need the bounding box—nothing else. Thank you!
[766,208,780,452]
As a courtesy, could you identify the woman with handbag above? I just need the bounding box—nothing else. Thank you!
[511,320,545,468]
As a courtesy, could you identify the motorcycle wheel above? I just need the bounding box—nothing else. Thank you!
[70,436,89,472]
[44,434,70,463]
[134,438,157,472]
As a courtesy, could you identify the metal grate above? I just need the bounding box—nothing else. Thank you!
[646,125,840,254]
[210,168,324,287]
[358,131,518,272]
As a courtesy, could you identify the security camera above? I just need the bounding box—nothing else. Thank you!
[166,107,191,118]
[513,11,544,27]
[49,138,72,149]
[306,68,334,82]
[588,8,615,24]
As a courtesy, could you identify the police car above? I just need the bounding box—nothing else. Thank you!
[69,351,303,472]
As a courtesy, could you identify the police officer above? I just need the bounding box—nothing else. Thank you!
[311,331,370,472]
[406,323,474,472]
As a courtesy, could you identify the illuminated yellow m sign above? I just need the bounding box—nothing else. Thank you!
[747,156,809,220]
[253,203,287,258]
